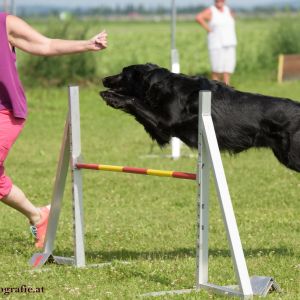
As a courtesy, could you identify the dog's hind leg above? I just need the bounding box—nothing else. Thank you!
[270,130,300,172]
[286,131,300,172]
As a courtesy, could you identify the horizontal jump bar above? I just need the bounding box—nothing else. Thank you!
[75,163,196,181]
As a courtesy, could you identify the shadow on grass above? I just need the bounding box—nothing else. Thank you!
[17,246,294,286]
[51,246,295,263]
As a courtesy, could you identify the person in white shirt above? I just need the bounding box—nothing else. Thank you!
[196,0,237,85]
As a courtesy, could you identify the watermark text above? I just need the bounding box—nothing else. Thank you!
[1,285,44,296]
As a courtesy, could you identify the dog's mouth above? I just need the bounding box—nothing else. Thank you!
[102,74,136,99]
[100,89,123,99]
[101,77,134,102]
[104,87,128,94]
[100,88,132,100]
[99,90,136,110]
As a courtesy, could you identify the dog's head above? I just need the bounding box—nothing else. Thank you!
[100,63,170,109]
[102,63,158,93]
[100,63,174,145]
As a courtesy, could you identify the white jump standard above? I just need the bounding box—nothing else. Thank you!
[29,86,280,299]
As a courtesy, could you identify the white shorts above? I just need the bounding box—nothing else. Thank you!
[209,46,236,73]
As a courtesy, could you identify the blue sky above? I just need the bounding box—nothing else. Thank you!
[14,0,297,9]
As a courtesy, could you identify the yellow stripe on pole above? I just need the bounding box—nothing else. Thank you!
[98,165,123,172]
[147,169,173,177]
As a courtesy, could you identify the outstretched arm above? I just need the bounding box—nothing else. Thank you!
[195,8,212,33]
[6,15,108,56]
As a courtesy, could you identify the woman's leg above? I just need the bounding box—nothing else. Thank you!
[212,72,221,81]
[209,48,223,82]
[0,110,50,248]
[223,72,231,85]
[1,185,41,225]
[222,46,236,85]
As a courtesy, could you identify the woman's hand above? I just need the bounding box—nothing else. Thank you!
[87,30,108,51]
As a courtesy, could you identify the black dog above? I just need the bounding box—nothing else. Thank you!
[100,63,300,172]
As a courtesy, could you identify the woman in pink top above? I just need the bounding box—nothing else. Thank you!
[196,0,237,85]
[0,13,107,248]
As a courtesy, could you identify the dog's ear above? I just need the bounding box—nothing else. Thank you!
[144,68,171,90]
[145,80,173,109]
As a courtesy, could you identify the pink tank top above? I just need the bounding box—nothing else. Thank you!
[0,12,27,119]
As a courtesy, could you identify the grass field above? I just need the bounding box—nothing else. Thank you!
[0,17,299,299]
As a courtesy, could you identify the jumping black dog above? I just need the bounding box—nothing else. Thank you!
[100,63,300,172]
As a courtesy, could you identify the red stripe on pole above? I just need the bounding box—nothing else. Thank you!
[172,172,196,180]
[76,163,99,170]
[123,166,148,175]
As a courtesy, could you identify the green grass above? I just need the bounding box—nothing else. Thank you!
[0,76,299,299]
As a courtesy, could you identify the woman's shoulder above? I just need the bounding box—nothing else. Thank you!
[224,5,232,13]
[209,5,216,12]
[196,7,212,20]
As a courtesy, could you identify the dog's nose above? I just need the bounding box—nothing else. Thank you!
[102,77,109,87]
[102,74,122,88]
[102,75,116,88]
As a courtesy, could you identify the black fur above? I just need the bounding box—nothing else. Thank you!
[100,63,300,172]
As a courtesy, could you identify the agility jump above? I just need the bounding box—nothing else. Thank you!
[29,86,279,299]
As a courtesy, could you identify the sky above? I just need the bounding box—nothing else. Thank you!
[13,0,297,9]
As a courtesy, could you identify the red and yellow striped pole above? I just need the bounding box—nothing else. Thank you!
[76,163,196,181]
